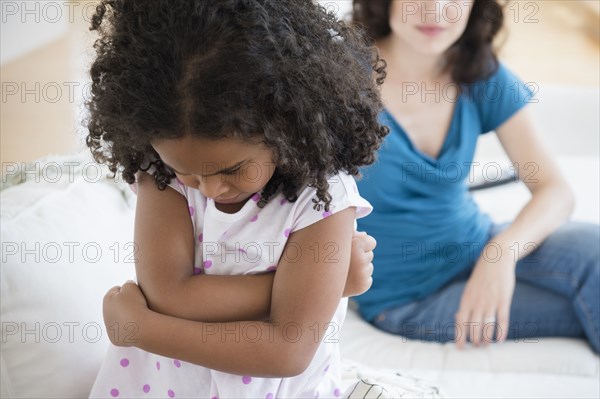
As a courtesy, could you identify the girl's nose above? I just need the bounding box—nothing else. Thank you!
[198,175,229,199]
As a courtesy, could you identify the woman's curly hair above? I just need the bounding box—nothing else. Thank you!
[86,0,388,210]
[352,0,505,84]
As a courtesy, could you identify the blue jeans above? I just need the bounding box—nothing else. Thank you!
[372,221,600,353]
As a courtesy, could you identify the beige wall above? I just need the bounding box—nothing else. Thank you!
[1,0,95,164]
[1,0,599,164]
[1,34,81,164]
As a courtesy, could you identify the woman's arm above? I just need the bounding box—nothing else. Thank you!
[104,207,356,377]
[492,105,575,256]
[455,106,575,347]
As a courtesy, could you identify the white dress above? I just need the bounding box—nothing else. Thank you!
[89,169,373,399]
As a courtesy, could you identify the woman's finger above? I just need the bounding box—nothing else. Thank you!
[470,309,484,346]
[455,309,469,349]
[496,301,511,343]
[481,308,497,346]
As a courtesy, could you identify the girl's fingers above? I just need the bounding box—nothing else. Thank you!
[106,285,122,297]
[353,233,376,253]
[364,235,377,251]
[106,280,136,297]
[120,280,138,290]
[352,231,367,240]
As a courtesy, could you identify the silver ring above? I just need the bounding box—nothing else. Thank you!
[483,317,496,323]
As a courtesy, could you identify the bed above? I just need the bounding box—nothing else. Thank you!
[1,85,598,398]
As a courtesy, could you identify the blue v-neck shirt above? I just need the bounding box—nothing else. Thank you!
[355,64,534,322]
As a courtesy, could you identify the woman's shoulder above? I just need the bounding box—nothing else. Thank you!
[464,62,535,133]
[466,62,525,94]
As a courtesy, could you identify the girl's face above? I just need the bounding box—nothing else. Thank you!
[388,0,474,56]
[152,135,276,209]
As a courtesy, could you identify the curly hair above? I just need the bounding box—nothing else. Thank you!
[86,0,388,210]
[352,0,505,84]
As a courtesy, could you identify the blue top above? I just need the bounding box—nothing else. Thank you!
[354,64,534,322]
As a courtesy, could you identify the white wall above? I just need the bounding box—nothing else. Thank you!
[317,0,353,20]
[1,1,71,65]
[1,1,352,66]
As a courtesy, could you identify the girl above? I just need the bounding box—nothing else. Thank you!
[86,0,388,398]
[352,0,599,352]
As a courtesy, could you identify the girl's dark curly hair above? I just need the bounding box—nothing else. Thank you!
[352,0,505,83]
[86,0,388,210]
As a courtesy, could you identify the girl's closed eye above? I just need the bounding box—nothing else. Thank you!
[220,167,241,176]
[166,161,242,178]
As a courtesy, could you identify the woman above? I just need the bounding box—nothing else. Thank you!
[352,0,599,352]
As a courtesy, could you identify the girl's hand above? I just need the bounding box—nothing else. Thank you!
[343,231,376,297]
[455,246,516,348]
[103,280,150,347]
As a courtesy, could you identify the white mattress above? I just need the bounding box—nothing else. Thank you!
[1,152,598,399]
[338,156,600,398]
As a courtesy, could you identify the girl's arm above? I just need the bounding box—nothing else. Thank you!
[105,207,356,377]
[133,171,274,322]
[133,171,373,324]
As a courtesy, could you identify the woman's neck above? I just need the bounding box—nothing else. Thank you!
[377,35,447,84]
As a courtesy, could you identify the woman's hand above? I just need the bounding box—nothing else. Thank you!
[455,244,516,348]
[343,231,376,297]
[103,280,150,347]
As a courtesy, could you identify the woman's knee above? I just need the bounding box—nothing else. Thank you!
[540,221,597,258]
[546,221,599,280]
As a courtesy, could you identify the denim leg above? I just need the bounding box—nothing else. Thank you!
[372,277,584,345]
[509,221,600,353]
[372,222,598,351]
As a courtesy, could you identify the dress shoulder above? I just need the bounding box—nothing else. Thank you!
[290,171,373,233]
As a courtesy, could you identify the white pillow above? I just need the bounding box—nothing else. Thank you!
[1,155,136,398]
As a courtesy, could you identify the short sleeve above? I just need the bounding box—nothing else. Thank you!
[290,172,373,233]
[128,158,188,199]
[470,63,535,134]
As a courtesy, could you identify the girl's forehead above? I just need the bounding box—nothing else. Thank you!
[151,136,271,170]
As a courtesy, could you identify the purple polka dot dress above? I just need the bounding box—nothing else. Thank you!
[89,170,372,398]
